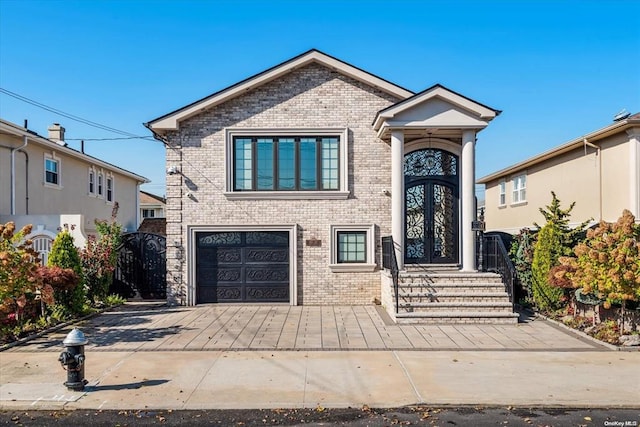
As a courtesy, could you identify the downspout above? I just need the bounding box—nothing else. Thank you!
[584,138,602,221]
[18,150,29,214]
[11,133,29,215]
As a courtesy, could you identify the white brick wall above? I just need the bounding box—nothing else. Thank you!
[164,63,401,305]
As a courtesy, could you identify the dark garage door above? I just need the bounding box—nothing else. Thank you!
[196,231,290,303]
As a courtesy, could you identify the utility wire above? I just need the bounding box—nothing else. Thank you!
[0,87,151,140]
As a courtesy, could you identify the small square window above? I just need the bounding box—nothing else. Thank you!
[337,231,366,263]
[330,224,376,272]
[142,209,155,218]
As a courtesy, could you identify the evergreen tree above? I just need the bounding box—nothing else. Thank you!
[48,230,85,315]
[531,192,589,312]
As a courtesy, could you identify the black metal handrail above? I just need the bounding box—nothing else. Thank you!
[480,234,515,310]
[382,236,400,314]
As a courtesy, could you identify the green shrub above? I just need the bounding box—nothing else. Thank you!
[48,230,85,315]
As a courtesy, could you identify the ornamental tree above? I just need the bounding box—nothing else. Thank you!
[555,210,640,320]
[0,222,40,323]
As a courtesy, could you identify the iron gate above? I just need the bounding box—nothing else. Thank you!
[111,232,167,299]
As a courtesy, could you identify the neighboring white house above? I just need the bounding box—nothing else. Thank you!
[478,112,640,233]
[0,118,149,262]
[145,49,512,323]
[139,190,166,219]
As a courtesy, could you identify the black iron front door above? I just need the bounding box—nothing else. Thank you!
[405,180,458,264]
[404,148,459,265]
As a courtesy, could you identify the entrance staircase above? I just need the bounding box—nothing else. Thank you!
[385,265,519,324]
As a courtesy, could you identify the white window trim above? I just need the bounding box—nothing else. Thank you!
[329,224,376,273]
[498,179,506,207]
[224,128,350,200]
[187,224,298,306]
[511,173,527,205]
[44,152,62,189]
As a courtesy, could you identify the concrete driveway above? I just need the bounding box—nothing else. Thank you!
[5,302,605,352]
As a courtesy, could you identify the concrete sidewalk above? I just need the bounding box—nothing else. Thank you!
[1,350,639,410]
[1,303,638,410]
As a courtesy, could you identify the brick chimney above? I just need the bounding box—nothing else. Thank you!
[48,123,67,146]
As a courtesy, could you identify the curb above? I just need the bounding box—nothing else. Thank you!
[0,304,122,352]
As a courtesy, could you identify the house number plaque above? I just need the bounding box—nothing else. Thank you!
[306,239,322,247]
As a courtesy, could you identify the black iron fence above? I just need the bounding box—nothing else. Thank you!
[111,232,167,299]
[381,236,400,313]
[479,234,515,309]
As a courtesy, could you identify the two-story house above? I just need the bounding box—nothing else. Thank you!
[145,50,515,323]
[478,112,640,233]
[0,118,148,262]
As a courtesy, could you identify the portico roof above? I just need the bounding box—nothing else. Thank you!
[373,84,501,140]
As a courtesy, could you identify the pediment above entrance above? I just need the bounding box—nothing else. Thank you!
[373,84,500,140]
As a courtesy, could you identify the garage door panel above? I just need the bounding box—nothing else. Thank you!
[196,231,290,304]
[245,247,288,263]
[245,265,289,282]
[246,285,289,301]
[196,267,242,284]
[198,285,242,302]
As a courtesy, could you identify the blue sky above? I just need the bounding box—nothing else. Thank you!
[1,0,639,198]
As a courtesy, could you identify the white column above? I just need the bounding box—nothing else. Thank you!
[461,129,477,272]
[391,130,404,270]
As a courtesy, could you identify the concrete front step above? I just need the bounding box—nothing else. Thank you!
[399,302,513,313]
[395,311,519,324]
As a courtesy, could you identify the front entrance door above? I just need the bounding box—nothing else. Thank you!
[404,149,459,264]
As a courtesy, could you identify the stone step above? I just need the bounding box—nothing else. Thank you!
[399,301,513,313]
[397,284,507,293]
[397,291,509,298]
[395,311,519,324]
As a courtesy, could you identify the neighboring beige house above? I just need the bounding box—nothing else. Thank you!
[0,118,149,260]
[140,190,166,219]
[478,112,640,233]
[144,49,517,325]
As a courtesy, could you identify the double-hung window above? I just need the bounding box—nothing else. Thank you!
[106,177,113,202]
[45,158,59,185]
[88,170,95,194]
[234,136,339,191]
[512,174,526,204]
[226,129,348,200]
[499,180,506,206]
[97,173,104,198]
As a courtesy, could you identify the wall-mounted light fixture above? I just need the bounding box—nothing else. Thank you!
[167,165,180,175]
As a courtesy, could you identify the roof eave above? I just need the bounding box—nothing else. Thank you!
[147,49,414,132]
[477,116,639,184]
[0,119,150,184]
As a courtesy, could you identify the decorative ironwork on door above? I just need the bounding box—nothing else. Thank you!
[112,232,167,299]
[404,149,459,264]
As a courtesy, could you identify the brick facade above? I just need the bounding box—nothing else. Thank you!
[163,63,402,305]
